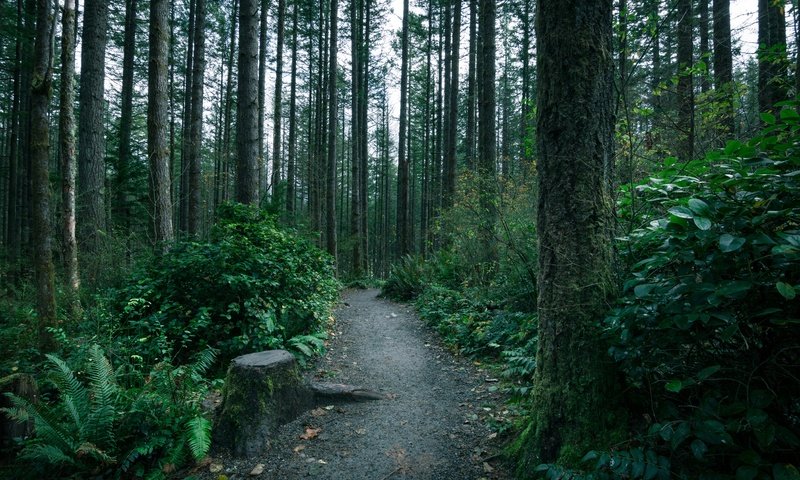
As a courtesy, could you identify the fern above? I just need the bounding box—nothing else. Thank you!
[185,416,212,460]
[84,345,117,451]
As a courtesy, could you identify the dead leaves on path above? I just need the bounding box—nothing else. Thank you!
[299,426,321,440]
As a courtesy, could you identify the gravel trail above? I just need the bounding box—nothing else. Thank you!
[204,288,510,479]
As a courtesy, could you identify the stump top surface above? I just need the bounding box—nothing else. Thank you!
[232,350,296,368]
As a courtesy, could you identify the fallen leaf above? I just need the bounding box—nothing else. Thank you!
[311,407,327,417]
[300,427,321,440]
[324,405,335,410]
[209,463,224,473]
[485,377,499,383]
[249,463,265,476]
[293,445,306,453]
[483,462,494,473]
[488,432,498,440]
[162,463,176,473]
[355,428,366,435]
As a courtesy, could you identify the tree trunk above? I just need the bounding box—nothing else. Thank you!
[350,0,363,276]
[188,0,206,235]
[326,0,339,264]
[444,0,461,207]
[713,0,733,109]
[396,0,410,257]
[676,0,694,162]
[527,0,618,464]
[237,0,260,205]
[222,1,238,204]
[77,0,108,254]
[477,0,496,263]
[6,0,23,268]
[286,0,298,213]
[179,0,195,235]
[758,0,788,115]
[59,0,80,297]
[466,0,477,170]
[272,0,286,200]
[148,0,174,248]
[116,0,136,235]
[30,0,57,351]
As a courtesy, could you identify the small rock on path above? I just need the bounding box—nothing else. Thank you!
[204,288,510,479]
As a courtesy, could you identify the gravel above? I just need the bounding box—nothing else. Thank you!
[198,288,511,480]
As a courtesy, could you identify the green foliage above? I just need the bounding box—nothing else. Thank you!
[381,255,427,301]
[1,345,215,478]
[116,203,339,365]
[599,104,800,478]
[415,285,535,360]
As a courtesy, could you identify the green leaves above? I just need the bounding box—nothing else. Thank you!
[719,234,745,252]
[777,282,796,300]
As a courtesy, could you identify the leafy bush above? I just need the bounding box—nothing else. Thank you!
[116,203,339,365]
[1,345,215,479]
[597,107,800,478]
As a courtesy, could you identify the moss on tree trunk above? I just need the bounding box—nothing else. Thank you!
[522,0,622,469]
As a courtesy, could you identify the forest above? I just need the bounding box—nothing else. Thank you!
[0,0,799,478]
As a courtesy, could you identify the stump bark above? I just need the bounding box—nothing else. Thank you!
[213,350,312,457]
[0,374,36,457]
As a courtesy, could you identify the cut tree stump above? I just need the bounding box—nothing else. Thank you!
[212,350,385,457]
[0,374,36,457]
[213,350,312,457]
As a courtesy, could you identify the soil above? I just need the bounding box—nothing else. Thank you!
[199,288,512,479]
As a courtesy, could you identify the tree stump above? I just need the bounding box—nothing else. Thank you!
[0,374,36,457]
[213,350,313,457]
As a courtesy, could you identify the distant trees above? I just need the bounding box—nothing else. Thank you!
[0,0,793,289]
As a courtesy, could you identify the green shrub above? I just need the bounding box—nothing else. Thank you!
[381,255,427,301]
[596,107,800,478]
[115,203,339,365]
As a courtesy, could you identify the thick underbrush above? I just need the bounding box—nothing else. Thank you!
[0,204,339,479]
[385,110,800,478]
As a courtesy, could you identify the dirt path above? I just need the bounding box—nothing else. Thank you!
[205,289,510,479]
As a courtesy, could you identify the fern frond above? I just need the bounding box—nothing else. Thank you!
[84,345,118,450]
[18,443,77,467]
[6,393,75,454]
[185,416,212,460]
[188,347,217,380]
[45,353,89,426]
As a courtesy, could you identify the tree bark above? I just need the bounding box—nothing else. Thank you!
[77,0,108,254]
[188,0,206,235]
[237,0,261,205]
[148,0,174,248]
[286,0,298,214]
[466,0,477,170]
[396,0,410,257]
[116,0,137,235]
[30,0,57,351]
[272,0,286,200]
[477,0,496,263]
[326,0,339,263]
[527,0,619,464]
[59,0,80,297]
[6,0,23,267]
[444,0,461,207]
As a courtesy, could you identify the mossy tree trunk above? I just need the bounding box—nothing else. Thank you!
[527,0,619,466]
